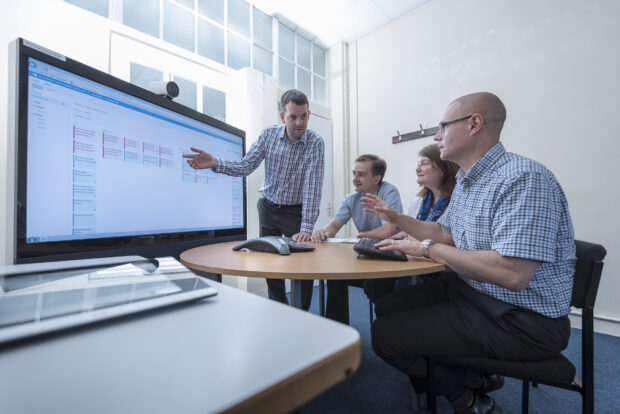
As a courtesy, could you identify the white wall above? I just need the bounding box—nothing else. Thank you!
[339,0,620,334]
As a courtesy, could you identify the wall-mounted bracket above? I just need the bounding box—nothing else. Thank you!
[392,124,439,144]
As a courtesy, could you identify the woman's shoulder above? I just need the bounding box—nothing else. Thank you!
[407,196,423,217]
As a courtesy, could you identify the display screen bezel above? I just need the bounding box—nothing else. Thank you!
[14,39,247,263]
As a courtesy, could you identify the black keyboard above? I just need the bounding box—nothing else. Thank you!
[287,239,315,252]
[353,238,408,261]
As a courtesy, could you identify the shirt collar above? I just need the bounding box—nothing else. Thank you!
[278,125,308,144]
[373,182,384,195]
[457,142,505,187]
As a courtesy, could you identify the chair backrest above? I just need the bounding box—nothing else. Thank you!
[571,240,606,310]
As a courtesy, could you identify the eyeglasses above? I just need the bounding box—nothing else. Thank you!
[438,114,472,133]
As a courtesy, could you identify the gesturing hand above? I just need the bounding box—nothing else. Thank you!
[361,193,399,223]
[374,238,421,257]
[183,147,217,169]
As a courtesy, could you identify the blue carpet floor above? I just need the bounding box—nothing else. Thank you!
[298,286,620,414]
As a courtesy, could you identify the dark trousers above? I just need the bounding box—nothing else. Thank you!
[326,278,397,324]
[257,198,314,311]
[326,272,458,325]
[371,276,570,403]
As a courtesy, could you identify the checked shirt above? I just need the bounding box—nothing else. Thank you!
[215,124,324,234]
[438,143,576,318]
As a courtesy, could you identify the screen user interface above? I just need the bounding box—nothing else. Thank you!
[25,57,244,244]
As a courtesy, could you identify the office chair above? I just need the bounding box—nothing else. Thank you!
[426,239,606,414]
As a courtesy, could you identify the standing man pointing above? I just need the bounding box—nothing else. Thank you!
[184,89,325,310]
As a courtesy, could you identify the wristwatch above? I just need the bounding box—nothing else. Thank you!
[420,239,435,259]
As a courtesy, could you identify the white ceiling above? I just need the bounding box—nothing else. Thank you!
[252,0,431,48]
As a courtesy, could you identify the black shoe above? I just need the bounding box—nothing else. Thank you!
[454,392,502,414]
[479,374,504,393]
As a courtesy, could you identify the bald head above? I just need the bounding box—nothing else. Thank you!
[449,92,506,138]
[435,92,507,171]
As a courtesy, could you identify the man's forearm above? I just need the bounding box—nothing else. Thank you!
[323,220,344,237]
[393,215,451,244]
[300,186,322,235]
[428,243,539,291]
[300,141,325,234]
[359,223,396,240]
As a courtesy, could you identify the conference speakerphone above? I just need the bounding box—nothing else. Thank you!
[232,236,315,255]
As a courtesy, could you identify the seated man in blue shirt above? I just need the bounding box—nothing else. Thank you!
[312,154,402,325]
[363,92,575,414]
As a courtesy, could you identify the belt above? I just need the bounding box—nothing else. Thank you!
[261,198,302,209]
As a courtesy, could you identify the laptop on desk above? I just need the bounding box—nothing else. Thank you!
[0,256,217,345]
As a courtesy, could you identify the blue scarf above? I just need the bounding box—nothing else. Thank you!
[416,191,450,222]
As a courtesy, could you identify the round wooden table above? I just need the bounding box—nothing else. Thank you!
[181,241,445,308]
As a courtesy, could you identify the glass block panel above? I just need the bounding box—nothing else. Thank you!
[313,44,326,76]
[297,67,311,97]
[296,35,311,69]
[279,23,295,61]
[197,18,225,64]
[227,33,250,70]
[163,1,195,52]
[278,58,294,90]
[203,86,226,122]
[253,45,272,76]
[198,0,224,24]
[253,7,272,50]
[123,0,159,37]
[172,75,197,110]
[130,62,163,90]
[65,0,109,17]
[313,75,327,105]
[175,0,194,9]
[228,0,250,38]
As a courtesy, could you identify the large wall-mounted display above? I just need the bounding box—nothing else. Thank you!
[13,38,247,263]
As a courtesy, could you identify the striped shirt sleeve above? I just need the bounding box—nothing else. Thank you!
[215,130,267,176]
[299,138,325,233]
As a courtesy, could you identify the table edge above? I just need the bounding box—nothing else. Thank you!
[222,334,362,414]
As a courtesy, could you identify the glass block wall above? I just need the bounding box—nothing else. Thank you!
[67,0,329,112]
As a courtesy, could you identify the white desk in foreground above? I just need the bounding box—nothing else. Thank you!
[0,275,361,414]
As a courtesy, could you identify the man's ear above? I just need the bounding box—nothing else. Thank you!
[470,113,484,135]
[279,112,285,123]
[374,175,382,185]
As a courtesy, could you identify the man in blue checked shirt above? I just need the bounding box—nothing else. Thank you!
[184,89,324,310]
[362,92,575,414]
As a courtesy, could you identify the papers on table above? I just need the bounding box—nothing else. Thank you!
[324,237,360,244]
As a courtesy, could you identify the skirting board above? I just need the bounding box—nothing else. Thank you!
[569,312,620,337]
